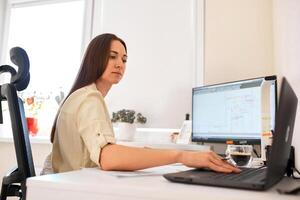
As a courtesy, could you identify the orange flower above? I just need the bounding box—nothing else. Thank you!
[26,97,34,105]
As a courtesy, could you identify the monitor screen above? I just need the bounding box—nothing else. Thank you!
[191,76,277,144]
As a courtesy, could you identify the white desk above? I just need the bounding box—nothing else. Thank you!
[26,166,300,200]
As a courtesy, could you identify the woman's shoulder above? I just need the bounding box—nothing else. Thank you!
[71,83,102,100]
[62,83,103,111]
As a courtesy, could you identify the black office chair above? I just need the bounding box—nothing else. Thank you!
[0,47,35,200]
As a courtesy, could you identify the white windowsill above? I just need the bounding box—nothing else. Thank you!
[0,128,180,144]
[0,135,50,144]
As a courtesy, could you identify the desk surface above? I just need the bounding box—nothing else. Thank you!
[26,165,300,200]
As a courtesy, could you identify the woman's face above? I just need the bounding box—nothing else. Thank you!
[100,40,127,84]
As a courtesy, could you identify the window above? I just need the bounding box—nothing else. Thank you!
[1,0,87,137]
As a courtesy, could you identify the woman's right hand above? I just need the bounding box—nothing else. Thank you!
[178,151,241,173]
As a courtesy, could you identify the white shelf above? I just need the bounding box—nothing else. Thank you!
[0,136,50,144]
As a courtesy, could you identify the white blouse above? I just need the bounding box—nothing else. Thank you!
[51,83,116,173]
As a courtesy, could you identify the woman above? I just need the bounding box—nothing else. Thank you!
[46,33,239,174]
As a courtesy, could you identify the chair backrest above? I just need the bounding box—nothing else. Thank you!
[0,47,35,200]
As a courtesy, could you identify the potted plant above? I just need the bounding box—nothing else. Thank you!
[22,93,42,136]
[111,109,147,141]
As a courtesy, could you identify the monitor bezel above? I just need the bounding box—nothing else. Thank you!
[191,75,277,145]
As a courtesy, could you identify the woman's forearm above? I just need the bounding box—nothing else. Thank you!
[100,144,182,171]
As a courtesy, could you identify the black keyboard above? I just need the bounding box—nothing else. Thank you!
[209,167,267,181]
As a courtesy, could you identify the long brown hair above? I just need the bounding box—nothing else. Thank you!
[50,33,127,143]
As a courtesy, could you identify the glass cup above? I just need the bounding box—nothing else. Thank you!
[225,145,253,167]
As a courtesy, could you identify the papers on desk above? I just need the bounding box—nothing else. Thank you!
[83,164,191,178]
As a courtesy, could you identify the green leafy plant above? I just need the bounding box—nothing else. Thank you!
[111,109,147,124]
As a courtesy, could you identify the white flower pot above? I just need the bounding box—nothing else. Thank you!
[118,122,136,141]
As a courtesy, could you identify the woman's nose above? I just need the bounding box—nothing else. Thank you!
[115,58,124,68]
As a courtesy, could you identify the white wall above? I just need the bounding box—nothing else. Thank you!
[92,0,204,129]
[273,0,300,168]
[0,0,6,57]
[205,0,274,85]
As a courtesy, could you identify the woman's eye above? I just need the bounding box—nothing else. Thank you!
[110,55,117,59]
[122,59,127,63]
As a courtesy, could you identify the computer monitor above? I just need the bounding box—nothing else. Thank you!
[191,76,277,144]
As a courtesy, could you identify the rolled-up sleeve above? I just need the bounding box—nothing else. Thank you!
[77,92,116,166]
